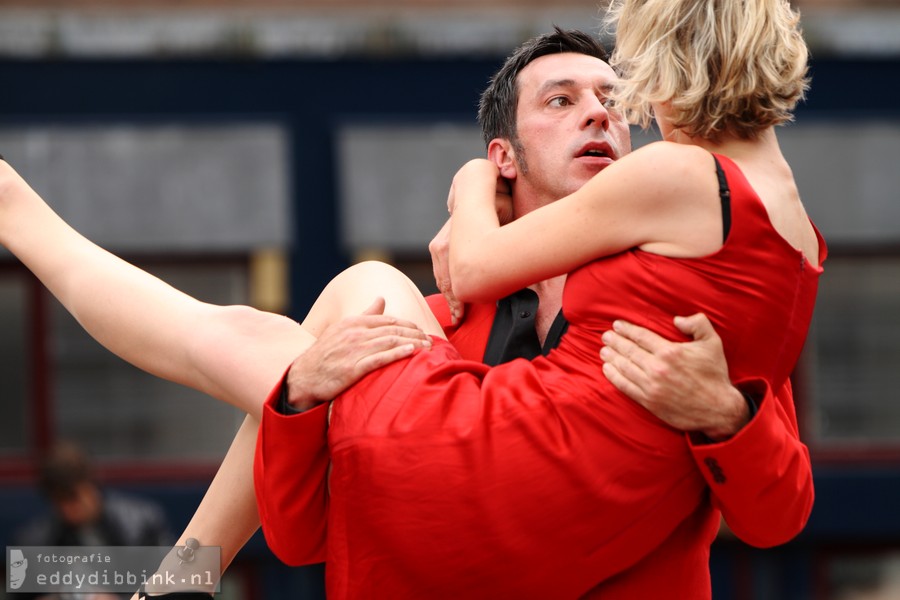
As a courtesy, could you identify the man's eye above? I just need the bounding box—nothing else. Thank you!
[549,96,571,107]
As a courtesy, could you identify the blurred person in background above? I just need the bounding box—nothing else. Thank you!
[15,440,172,548]
[13,440,173,599]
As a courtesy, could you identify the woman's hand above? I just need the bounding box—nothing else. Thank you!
[447,158,502,215]
[428,218,464,324]
[436,159,511,323]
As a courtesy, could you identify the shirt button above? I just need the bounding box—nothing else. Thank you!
[519,311,531,319]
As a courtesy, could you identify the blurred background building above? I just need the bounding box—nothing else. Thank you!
[0,0,898,598]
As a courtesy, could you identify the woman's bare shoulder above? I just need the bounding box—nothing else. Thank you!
[608,141,716,201]
[627,141,712,170]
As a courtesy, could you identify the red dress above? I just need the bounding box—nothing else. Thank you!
[254,154,825,599]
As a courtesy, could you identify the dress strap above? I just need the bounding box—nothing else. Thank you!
[713,155,732,242]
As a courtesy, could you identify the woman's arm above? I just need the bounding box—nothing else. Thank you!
[449,143,724,303]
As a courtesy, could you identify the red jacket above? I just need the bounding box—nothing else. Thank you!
[254,295,813,598]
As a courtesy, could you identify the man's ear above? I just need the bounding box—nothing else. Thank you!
[487,138,518,180]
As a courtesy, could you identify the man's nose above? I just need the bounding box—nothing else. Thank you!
[583,95,610,131]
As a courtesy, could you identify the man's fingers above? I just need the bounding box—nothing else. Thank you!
[601,328,653,370]
[361,330,432,354]
[335,325,431,353]
[611,319,669,353]
[355,343,418,375]
[601,362,648,405]
[600,342,650,389]
[346,312,427,336]
[370,320,431,342]
[672,313,714,341]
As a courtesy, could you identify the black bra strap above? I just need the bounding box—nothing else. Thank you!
[713,156,731,242]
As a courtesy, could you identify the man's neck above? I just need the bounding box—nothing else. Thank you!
[512,189,554,221]
[529,275,566,345]
[511,189,566,344]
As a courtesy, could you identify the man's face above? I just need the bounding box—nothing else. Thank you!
[508,52,631,211]
[9,549,27,589]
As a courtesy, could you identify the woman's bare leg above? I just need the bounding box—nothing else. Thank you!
[181,415,262,571]
[0,159,317,416]
[1,161,441,417]
[135,415,260,597]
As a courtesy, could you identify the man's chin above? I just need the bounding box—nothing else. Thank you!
[571,165,607,186]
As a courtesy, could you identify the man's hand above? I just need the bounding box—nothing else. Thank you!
[600,313,750,441]
[286,298,433,411]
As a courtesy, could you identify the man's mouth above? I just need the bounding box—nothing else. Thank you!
[576,142,616,161]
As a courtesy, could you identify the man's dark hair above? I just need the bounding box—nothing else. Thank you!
[38,440,94,501]
[478,27,610,147]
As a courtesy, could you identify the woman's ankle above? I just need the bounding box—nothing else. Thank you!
[142,539,220,596]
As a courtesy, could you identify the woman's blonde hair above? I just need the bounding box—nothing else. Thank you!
[606,0,810,140]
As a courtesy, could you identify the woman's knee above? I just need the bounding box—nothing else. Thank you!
[330,261,412,298]
[340,260,406,283]
[325,260,423,317]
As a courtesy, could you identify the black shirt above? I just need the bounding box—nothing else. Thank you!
[482,288,568,366]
